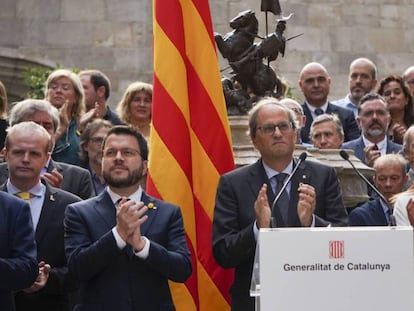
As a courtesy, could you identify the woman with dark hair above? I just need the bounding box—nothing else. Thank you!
[378,74,414,144]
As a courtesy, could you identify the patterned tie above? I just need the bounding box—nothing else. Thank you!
[315,108,324,116]
[15,192,32,206]
[272,173,289,224]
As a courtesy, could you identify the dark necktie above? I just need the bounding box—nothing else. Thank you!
[315,108,324,116]
[272,173,289,224]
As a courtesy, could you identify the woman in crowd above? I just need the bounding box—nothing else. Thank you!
[0,81,8,150]
[378,74,414,145]
[45,69,86,165]
[117,81,152,139]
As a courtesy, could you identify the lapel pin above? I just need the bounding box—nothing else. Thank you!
[50,194,55,201]
[148,202,157,210]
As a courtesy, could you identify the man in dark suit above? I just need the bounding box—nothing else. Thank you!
[0,191,38,311]
[342,93,402,167]
[0,98,95,199]
[64,126,192,311]
[298,62,360,143]
[212,99,348,311]
[349,154,407,225]
[2,121,81,310]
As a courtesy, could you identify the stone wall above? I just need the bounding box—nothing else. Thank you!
[1,0,413,106]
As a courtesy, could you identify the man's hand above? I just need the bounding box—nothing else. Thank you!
[23,261,51,293]
[254,184,271,228]
[297,183,316,227]
[43,168,63,188]
[364,143,381,167]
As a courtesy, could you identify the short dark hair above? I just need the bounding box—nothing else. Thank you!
[103,125,148,160]
[358,93,387,115]
[79,69,111,100]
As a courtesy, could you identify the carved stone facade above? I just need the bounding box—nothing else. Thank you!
[1,0,413,106]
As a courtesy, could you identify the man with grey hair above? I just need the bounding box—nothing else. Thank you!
[0,99,94,199]
[212,98,347,311]
[310,113,344,149]
[333,57,378,118]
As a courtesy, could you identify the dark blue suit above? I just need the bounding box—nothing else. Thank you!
[349,198,389,226]
[0,191,38,311]
[341,137,402,164]
[301,102,360,143]
[64,190,192,311]
[212,158,348,311]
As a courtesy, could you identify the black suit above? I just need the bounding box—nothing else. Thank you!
[212,158,348,311]
[301,102,360,143]
[1,181,82,311]
[0,160,95,200]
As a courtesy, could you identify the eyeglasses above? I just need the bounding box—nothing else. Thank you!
[103,148,141,158]
[256,121,293,135]
[90,137,105,145]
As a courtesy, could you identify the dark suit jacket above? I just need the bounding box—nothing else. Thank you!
[0,160,95,200]
[349,198,389,226]
[1,182,82,311]
[212,158,348,311]
[0,192,38,311]
[64,190,192,311]
[341,136,402,164]
[301,102,360,143]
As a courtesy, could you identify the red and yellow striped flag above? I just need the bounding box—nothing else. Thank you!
[148,0,235,310]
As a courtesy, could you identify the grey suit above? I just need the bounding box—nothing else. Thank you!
[212,158,348,311]
[0,160,95,200]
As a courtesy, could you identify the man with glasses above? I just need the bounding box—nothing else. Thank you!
[212,98,348,311]
[64,125,192,310]
[341,93,402,167]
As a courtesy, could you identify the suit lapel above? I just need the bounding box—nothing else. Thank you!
[93,191,117,229]
[35,184,57,242]
[140,192,159,236]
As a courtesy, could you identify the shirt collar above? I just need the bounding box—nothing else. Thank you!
[362,135,387,155]
[106,186,143,205]
[262,159,294,179]
[7,180,44,198]
[305,101,329,117]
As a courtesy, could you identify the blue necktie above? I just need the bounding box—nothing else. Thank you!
[315,108,324,116]
[272,173,289,225]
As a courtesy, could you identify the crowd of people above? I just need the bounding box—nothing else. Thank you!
[2,58,414,311]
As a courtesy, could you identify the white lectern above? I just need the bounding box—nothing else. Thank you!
[251,227,414,311]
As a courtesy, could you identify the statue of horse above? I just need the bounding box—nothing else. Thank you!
[214,10,259,63]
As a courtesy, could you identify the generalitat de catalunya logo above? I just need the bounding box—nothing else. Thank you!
[329,240,344,259]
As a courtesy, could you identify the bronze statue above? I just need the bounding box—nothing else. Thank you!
[215,7,294,115]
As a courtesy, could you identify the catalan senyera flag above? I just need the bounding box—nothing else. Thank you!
[148,0,235,310]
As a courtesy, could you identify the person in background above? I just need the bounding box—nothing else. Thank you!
[79,119,112,195]
[349,154,407,226]
[402,66,414,94]
[45,69,86,165]
[212,98,347,311]
[377,74,414,145]
[403,126,414,189]
[279,97,310,146]
[342,93,402,167]
[0,99,95,200]
[2,122,81,310]
[332,57,378,118]
[0,80,8,151]
[0,191,38,311]
[64,126,191,310]
[78,69,123,132]
[310,114,344,149]
[298,62,359,144]
[117,82,152,139]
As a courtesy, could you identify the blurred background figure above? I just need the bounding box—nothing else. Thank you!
[279,97,310,146]
[0,80,8,151]
[377,74,414,145]
[117,81,152,139]
[402,66,414,94]
[79,119,112,195]
[78,69,123,131]
[310,114,344,149]
[45,69,86,165]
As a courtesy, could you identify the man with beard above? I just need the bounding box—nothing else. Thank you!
[64,126,192,311]
[333,58,378,118]
[342,93,402,167]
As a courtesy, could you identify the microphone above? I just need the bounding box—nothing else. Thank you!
[339,150,396,226]
[271,152,307,227]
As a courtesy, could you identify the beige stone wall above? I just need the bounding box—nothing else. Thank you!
[1,0,413,106]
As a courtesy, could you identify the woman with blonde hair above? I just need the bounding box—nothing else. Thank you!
[45,68,86,165]
[117,81,152,139]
